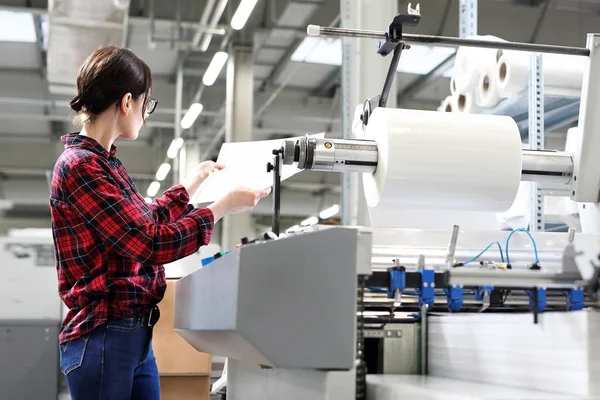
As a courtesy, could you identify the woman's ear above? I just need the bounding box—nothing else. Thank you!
[119,93,133,115]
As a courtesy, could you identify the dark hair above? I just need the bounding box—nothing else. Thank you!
[69,46,152,125]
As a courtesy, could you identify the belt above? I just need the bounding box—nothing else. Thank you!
[139,305,161,327]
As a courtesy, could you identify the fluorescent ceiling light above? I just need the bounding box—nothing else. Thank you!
[144,197,153,203]
[319,204,340,219]
[167,138,184,159]
[0,11,37,43]
[0,199,14,210]
[203,52,228,86]
[199,0,229,51]
[48,83,77,96]
[231,0,259,30]
[290,37,455,77]
[301,216,319,226]
[40,14,48,50]
[155,163,172,181]
[180,103,203,129]
[147,181,161,197]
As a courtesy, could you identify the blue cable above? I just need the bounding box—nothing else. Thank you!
[462,241,505,265]
[505,228,539,264]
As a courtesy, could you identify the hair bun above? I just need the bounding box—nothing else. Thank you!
[69,95,83,112]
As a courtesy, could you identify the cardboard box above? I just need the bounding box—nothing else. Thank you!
[154,279,212,376]
[160,376,210,400]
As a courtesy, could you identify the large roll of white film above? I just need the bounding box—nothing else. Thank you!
[362,108,522,228]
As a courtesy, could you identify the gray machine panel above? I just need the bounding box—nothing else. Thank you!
[227,359,356,400]
[174,227,367,369]
[0,320,61,400]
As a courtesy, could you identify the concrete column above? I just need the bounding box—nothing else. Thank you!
[173,57,184,187]
[222,43,254,249]
[178,139,201,185]
[341,0,397,226]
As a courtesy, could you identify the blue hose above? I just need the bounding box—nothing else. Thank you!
[505,228,539,264]
[462,241,505,265]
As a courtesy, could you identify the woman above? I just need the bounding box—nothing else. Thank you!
[50,46,269,399]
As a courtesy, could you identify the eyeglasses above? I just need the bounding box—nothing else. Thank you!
[146,98,158,115]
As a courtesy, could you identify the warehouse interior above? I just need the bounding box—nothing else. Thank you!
[1,0,600,399]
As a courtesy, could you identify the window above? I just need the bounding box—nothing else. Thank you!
[0,10,37,43]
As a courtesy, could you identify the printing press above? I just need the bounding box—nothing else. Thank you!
[174,7,600,400]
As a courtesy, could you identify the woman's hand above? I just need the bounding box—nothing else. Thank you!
[182,161,225,197]
[208,187,271,223]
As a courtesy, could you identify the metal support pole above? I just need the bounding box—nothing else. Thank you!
[445,225,460,269]
[267,149,282,236]
[121,0,131,47]
[173,58,184,186]
[340,0,397,227]
[340,0,360,226]
[459,0,477,38]
[420,303,428,375]
[528,54,544,232]
[222,43,255,249]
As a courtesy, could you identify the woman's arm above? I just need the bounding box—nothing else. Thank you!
[66,159,270,264]
[66,159,214,265]
[147,184,194,223]
[148,161,225,224]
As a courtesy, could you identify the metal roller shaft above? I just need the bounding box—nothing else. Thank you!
[521,150,574,184]
[310,25,590,57]
[284,137,378,173]
[284,138,574,185]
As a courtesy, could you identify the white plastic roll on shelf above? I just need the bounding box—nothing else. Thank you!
[451,35,506,95]
[455,91,481,114]
[362,108,522,228]
[440,95,457,113]
[450,76,458,96]
[496,50,587,99]
[476,66,502,108]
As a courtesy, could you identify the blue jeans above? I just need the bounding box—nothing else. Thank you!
[59,316,159,400]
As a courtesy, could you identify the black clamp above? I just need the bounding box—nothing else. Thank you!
[360,6,421,129]
[266,147,284,236]
[376,10,421,56]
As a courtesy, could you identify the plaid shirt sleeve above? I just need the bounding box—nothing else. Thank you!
[148,184,194,223]
[66,159,214,265]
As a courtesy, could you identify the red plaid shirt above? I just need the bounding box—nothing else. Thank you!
[51,133,214,344]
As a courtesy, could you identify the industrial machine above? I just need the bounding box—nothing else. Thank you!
[174,6,600,399]
[0,231,62,400]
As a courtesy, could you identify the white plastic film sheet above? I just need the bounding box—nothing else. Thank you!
[191,133,324,204]
[362,108,522,227]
